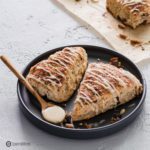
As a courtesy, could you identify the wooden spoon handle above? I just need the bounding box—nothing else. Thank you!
[0,55,47,109]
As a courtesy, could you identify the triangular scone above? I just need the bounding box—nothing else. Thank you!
[106,0,150,29]
[71,62,143,121]
[26,47,88,102]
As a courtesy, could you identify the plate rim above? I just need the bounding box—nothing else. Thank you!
[17,45,146,137]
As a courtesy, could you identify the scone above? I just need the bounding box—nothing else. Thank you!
[71,62,143,121]
[26,47,88,102]
[106,0,150,29]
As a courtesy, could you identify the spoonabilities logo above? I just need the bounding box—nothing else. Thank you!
[6,140,31,147]
[6,141,11,147]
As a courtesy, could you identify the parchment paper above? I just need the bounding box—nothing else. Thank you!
[56,0,150,63]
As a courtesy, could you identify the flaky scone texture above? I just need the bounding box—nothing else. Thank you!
[26,47,88,102]
[106,0,150,28]
[72,62,143,121]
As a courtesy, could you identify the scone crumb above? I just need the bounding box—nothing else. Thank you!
[110,113,122,123]
[130,40,142,46]
[109,57,122,68]
[119,34,127,40]
[79,122,83,126]
[65,114,72,124]
[99,119,106,124]
[120,108,126,115]
[97,58,101,62]
[102,12,107,17]
[84,123,92,128]
[118,24,126,29]
[65,123,74,128]
[128,103,135,108]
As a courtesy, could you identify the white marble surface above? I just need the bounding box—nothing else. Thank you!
[0,0,150,149]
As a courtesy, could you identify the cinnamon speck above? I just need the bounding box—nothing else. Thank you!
[118,24,126,29]
[110,112,122,123]
[84,123,92,128]
[119,34,127,40]
[102,12,107,17]
[130,40,142,46]
[140,45,145,51]
[109,57,122,68]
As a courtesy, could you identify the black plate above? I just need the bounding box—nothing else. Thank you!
[17,45,146,139]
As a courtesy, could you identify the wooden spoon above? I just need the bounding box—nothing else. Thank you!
[0,55,66,124]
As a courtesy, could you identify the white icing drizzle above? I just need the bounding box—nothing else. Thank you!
[28,74,60,86]
[121,0,149,12]
[89,69,118,92]
[89,68,119,104]
[100,63,142,93]
[81,79,105,113]
[34,65,62,84]
[82,82,100,97]
[101,63,140,88]
[86,72,109,89]
[94,64,127,87]
[122,0,143,5]
[34,66,59,80]
[30,48,83,86]
[46,61,66,79]
[76,62,142,115]
[63,49,78,59]
[81,92,95,103]
[64,47,83,58]
[36,65,63,78]
[48,59,63,67]
[59,54,75,64]
[43,76,60,84]
[27,74,57,86]
[51,56,76,84]
[79,92,93,105]
[76,64,128,113]
[121,69,141,92]
[76,97,84,107]
[53,56,71,66]
[79,91,99,114]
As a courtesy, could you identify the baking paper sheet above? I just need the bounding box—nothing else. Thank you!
[56,0,150,63]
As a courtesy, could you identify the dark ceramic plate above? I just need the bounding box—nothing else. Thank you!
[17,45,146,139]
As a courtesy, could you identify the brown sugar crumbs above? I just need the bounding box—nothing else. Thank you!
[118,24,126,29]
[130,40,142,46]
[119,34,127,40]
